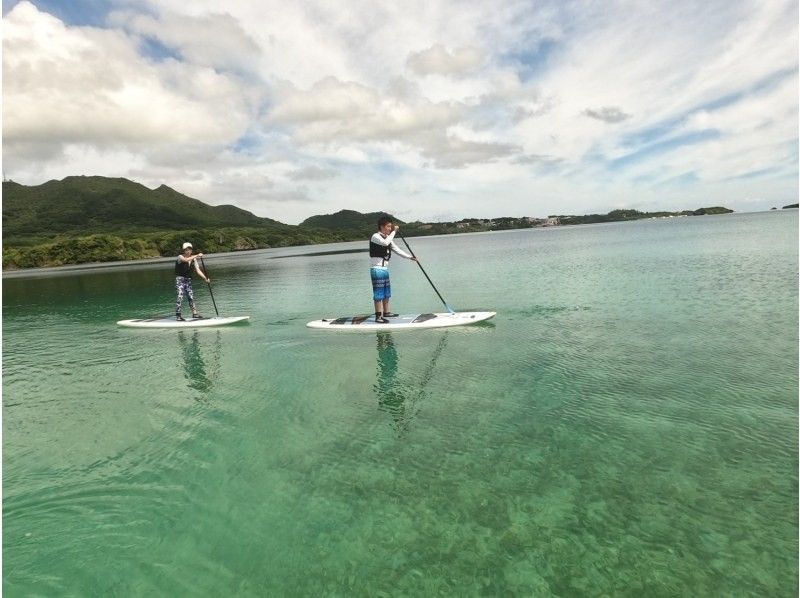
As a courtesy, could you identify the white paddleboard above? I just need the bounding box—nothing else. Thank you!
[306,311,495,331]
[117,315,250,328]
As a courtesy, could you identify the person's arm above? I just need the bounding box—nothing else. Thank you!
[389,240,414,260]
[372,230,397,246]
[193,264,210,283]
[192,255,210,282]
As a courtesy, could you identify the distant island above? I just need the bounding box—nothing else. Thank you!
[2,176,734,269]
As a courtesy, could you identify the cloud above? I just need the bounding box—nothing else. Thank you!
[268,76,520,168]
[421,136,521,169]
[512,153,564,168]
[583,106,631,123]
[287,166,339,181]
[2,2,257,160]
[2,0,797,221]
[470,75,554,129]
[109,8,262,75]
[406,44,486,77]
[268,77,463,140]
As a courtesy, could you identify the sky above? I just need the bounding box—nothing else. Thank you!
[2,0,798,224]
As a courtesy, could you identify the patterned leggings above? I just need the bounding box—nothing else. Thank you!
[175,276,196,315]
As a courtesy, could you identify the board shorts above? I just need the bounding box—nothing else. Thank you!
[370,267,391,301]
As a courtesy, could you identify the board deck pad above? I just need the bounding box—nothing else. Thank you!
[306,311,495,331]
[117,315,250,328]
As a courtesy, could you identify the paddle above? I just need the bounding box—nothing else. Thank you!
[198,256,219,317]
[396,230,455,314]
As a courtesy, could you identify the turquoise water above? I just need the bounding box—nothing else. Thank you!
[3,211,798,596]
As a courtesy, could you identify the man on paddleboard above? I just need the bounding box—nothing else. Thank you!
[370,216,417,323]
[175,242,210,321]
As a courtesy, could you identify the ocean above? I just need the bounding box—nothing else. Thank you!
[3,210,798,595]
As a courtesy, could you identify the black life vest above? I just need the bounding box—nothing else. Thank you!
[369,238,391,263]
[175,257,194,277]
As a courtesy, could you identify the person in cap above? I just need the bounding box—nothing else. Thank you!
[174,242,210,321]
[369,215,416,323]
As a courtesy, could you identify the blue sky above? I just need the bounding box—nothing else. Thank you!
[3,0,798,223]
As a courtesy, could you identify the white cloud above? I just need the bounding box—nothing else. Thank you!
[286,165,339,181]
[268,77,464,142]
[2,0,797,221]
[109,9,261,73]
[583,107,631,123]
[3,2,256,157]
[267,76,522,168]
[406,44,486,77]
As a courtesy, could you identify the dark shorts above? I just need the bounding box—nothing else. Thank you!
[370,267,391,301]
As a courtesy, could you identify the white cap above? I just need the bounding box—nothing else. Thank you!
[182,242,193,249]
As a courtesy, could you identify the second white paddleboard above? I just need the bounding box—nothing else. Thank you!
[117,316,250,328]
[306,311,495,331]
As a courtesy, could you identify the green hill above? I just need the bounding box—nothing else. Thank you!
[1,176,348,269]
[300,210,403,235]
[549,206,733,225]
[2,176,278,242]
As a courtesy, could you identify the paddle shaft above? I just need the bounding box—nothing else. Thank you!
[396,231,454,313]
[198,256,219,316]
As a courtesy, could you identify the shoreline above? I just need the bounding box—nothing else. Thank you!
[4,209,787,278]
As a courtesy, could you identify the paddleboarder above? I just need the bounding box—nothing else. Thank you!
[175,242,211,321]
[370,216,417,323]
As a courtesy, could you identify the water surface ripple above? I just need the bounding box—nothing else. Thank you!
[4,211,798,596]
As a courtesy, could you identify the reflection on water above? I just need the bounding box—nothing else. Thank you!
[374,332,407,434]
[178,331,221,396]
[374,332,449,435]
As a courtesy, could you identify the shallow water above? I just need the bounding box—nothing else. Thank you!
[4,211,798,595]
